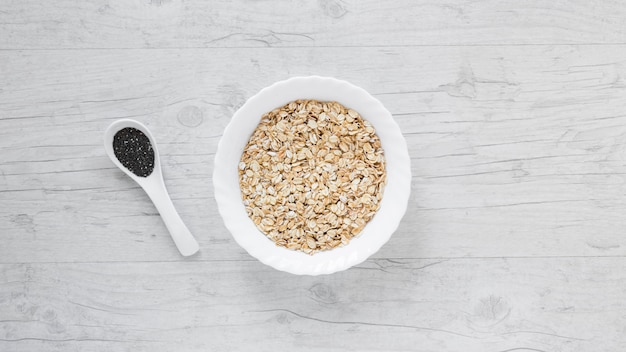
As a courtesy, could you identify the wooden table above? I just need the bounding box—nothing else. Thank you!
[2,1,626,351]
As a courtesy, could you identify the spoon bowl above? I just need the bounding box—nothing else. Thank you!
[104,119,200,257]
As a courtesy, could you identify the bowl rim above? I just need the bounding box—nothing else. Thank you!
[213,76,411,275]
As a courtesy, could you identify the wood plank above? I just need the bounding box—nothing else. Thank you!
[2,1,626,49]
[1,258,624,351]
[2,46,626,263]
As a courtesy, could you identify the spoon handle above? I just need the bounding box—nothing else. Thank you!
[147,183,200,256]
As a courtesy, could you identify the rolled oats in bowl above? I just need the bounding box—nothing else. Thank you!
[238,100,386,254]
[214,76,410,275]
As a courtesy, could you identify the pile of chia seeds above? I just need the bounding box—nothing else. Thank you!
[113,127,155,177]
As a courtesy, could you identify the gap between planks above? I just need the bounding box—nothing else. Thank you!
[1,255,625,266]
[3,43,626,51]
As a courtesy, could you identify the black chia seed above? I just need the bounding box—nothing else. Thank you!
[113,127,155,177]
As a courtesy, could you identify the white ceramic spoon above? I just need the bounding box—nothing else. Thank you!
[104,119,199,256]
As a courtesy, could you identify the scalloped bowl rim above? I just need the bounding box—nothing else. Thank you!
[213,76,411,275]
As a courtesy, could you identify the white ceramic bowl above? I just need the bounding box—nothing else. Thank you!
[213,76,411,275]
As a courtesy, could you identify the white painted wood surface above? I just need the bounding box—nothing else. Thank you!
[1,1,626,351]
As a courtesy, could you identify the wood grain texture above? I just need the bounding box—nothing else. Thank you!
[1,258,625,351]
[2,1,626,351]
[2,46,626,262]
[2,0,626,49]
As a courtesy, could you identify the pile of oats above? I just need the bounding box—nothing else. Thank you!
[238,100,386,254]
